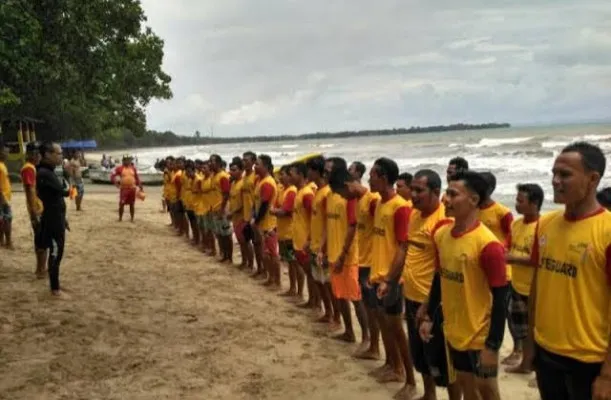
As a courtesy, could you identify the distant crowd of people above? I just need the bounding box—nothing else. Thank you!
[154,143,611,400]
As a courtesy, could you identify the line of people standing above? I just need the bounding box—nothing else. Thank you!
[159,142,610,400]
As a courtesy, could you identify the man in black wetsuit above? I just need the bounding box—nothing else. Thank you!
[36,141,70,298]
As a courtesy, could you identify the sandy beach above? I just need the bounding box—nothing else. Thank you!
[0,185,540,400]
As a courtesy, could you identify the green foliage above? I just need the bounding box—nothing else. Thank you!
[0,0,172,139]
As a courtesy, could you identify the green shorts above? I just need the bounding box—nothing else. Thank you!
[214,215,233,237]
[279,240,295,262]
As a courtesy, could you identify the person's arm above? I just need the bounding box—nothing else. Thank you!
[480,242,509,352]
[133,167,141,188]
[21,168,37,217]
[254,182,273,226]
[506,221,539,266]
[219,175,230,213]
[384,206,412,282]
[500,212,514,247]
[274,190,296,217]
[0,169,7,206]
[336,198,358,269]
[174,175,182,198]
[318,195,329,256]
[110,166,122,185]
[595,246,611,381]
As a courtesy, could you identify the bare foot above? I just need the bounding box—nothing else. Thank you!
[393,384,417,400]
[354,349,381,360]
[501,351,522,366]
[297,301,314,309]
[377,369,405,383]
[262,280,274,287]
[50,290,71,300]
[267,284,281,292]
[368,364,391,377]
[4,243,14,250]
[328,321,342,332]
[315,314,333,324]
[332,332,356,343]
[352,341,371,356]
[528,378,538,388]
[505,363,533,374]
[279,290,296,297]
[35,271,46,279]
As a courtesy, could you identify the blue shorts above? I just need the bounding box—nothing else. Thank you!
[358,267,377,309]
[0,204,12,222]
[75,182,85,197]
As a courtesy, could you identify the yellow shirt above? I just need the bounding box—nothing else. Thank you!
[292,185,315,251]
[0,161,12,203]
[357,190,380,268]
[210,171,229,212]
[370,195,409,283]
[403,204,447,302]
[434,221,503,351]
[326,192,358,266]
[192,173,206,216]
[242,171,257,222]
[310,184,331,252]
[200,176,213,215]
[254,175,278,232]
[230,178,244,224]
[508,217,538,296]
[277,185,297,240]
[168,170,182,202]
[534,209,611,363]
[179,172,189,203]
[478,201,513,280]
[163,169,171,200]
[20,162,43,215]
[183,175,193,210]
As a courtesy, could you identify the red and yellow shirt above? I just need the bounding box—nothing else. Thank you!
[254,175,277,232]
[326,192,358,266]
[434,221,507,351]
[276,185,297,240]
[210,170,230,212]
[310,184,331,253]
[21,162,43,215]
[242,170,257,221]
[292,185,315,251]
[357,190,380,268]
[508,216,538,296]
[230,178,244,224]
[533,208,611,363]
[478,201,513,280]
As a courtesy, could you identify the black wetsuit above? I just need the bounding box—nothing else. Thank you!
[36,162,69,291]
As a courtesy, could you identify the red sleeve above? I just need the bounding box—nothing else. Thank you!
[500,212,513,245]
[21,168,35,186]
[220,176,230,194]
[346,198,357,225]
[260,182,274,202]
[394,206,412,242]
[369,199,377,217]
[133,167,140,186]
[606,244,611,286]
[302,193,313,213]
[480,242,508,288]
[110,166,123,182]
[282,191,296,212]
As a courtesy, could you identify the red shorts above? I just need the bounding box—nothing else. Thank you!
[330,264,361,301]
[120,187,137,206]
[262,231,279,257]
[233,220,247,242]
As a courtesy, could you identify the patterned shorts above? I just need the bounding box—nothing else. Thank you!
[279,240,296,262]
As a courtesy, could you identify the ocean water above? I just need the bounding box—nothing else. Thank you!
[117,123,611,211]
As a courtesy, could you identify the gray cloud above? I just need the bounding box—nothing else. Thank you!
[141,0,611,136]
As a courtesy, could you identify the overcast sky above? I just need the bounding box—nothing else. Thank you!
[140,0,611,137]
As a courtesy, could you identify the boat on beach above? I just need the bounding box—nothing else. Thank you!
[88,164,164,185]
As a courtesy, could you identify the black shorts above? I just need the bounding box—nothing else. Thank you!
[359,267,377,309]
[534,343,602,400]
[173,201,184,214]
[279,240,295,262]
[186,209,196,222]
[448,346,498,379]
[373,281,403,316]
[405,299,451,386]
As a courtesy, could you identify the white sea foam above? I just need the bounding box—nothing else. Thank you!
[465,137,533,148]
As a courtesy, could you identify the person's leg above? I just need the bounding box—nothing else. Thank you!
[33,225,48,278]
[47,227,66,295]
[405,299,436,400]
[2,206,13,248]
[118,203,125,221]
[222,219,233,262]
[502,284,524,366]
[377,284,406,383]
[75,184,84,211]
[505,290,532,374]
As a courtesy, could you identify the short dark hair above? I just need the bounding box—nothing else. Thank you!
[373,157,399,185]
[290,162,308,178]
[243,151,257,161]
[479,171,497,196]
[414,169,442,191]
[210,154,222,164]
[449,157,469,171]
[26,141,40,154]
[397,172,413,185]
[597,187,611,209]
[306,156,326,175]
[230,156,244,169]
[561,141,606,177]
[185,160,195,170]
[326,157,347,171]
[328,165,354,192]
[517,183,545,210]
[258,154,273,172]
[39,141,56,158]
[351,161,366,178]
[280,164,291,174]
[449,171,489,206]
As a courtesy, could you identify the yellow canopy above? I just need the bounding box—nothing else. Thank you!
[273,152,322,178]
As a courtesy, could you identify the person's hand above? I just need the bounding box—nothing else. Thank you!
[333,257,344,273]
[65,220,71,232]
[317,252,325,267]
[416,303,428,324]
[377,281,389,299]
[593,375,611,400]
[479,348,499,372]
[419,319,434,343]
[30,215,40,230]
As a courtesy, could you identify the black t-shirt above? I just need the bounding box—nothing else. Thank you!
[37,163,68,220]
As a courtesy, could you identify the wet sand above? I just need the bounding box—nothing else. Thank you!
[0,185,539,399]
